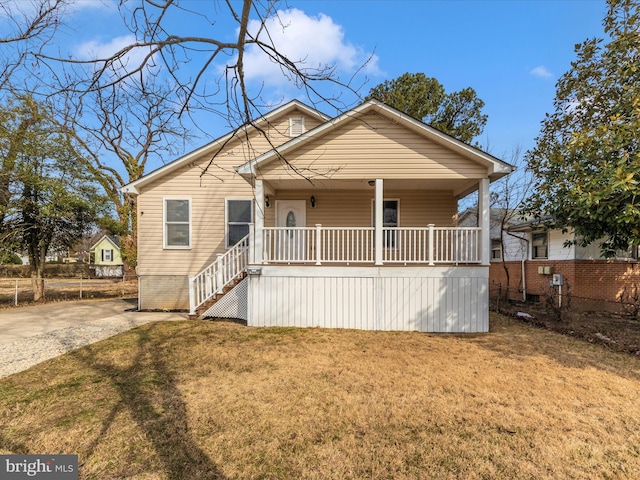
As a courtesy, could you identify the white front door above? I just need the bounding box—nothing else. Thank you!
[275,200,307,261]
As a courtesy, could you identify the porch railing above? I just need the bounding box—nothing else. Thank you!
[262,225,481,265]
[189,233,249,314]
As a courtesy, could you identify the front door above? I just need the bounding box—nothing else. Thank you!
[275,200,307,261]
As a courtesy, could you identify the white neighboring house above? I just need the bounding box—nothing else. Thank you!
[122,99,514,333]
[507,218,637,262]
[458,208,528,262]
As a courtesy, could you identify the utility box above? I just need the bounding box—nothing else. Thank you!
[552,273,564,286]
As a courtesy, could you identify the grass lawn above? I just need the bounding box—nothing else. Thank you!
[1,313,639,479]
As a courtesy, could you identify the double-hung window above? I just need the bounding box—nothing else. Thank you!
[491,239,502,260]
[226,199,253,247]
[164,198,191,248]
[532,231,548,259]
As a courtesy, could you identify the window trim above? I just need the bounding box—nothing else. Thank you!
[102,249,113,262]
[163,197,192,249]
[225,198,254,248]
[532,231,548,259]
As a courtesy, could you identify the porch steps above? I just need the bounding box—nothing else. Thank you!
[191,273,248,320]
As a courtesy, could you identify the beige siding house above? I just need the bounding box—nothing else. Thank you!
[123,99,513,332]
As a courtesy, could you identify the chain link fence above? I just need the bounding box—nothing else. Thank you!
[0,275,138,307]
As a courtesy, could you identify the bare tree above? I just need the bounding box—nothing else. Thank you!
[0,0,69,91]
[8,0,371,270]
[69,77,191,267]
[36,0,368,134]
[491,147,532,301]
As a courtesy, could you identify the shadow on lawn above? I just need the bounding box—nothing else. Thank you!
[72,324,227,480]
[474,314,640,381]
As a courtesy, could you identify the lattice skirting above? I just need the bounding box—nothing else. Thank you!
[201,277,248,321]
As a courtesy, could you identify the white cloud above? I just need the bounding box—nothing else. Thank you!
[75,34,153,77]
[239,8,380,85]
[530,65,553,78]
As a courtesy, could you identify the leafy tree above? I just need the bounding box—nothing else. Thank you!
[525,0,640,256]
[0,250,21,265]
[366,72,488,143]
[0,96,107,301]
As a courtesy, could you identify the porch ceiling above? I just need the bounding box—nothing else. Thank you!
[263,177,480,197]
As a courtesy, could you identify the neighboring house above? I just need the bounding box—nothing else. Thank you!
[458,208,528,263]
[122,99,513,332]
[90,235,124,277]
[490,217,640,309]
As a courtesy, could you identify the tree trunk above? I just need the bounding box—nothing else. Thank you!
[31,272,45,302]
[30,245,47,302]
[120,194,138,271]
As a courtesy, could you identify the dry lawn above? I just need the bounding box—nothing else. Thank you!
[1,313,639,479]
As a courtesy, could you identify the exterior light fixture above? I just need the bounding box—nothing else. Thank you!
[265,195,270,208]
[310,195,316,208]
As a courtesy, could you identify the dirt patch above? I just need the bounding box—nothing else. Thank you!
[496,301,640,356]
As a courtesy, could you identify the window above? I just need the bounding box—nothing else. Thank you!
[532,232,548,259]
[491,239,502,260]
[102,249,113,262]
[164,198,191,248]
[372,199,399,248]
[289,117,305,137]
[226,199,253,247]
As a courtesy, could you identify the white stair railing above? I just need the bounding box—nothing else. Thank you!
[189,234,250,315]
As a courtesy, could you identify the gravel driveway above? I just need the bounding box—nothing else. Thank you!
[0,298,187,378]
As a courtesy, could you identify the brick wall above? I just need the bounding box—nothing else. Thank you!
[490,259,640,305]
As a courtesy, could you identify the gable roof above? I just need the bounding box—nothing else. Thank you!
[90,235,120,251]
[235,99,514,184]
[121,100,330,195]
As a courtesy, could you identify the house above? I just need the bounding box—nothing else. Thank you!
[90,235,124,277]
[490,217,640,310]
[122,99,513,332]
[458,208,528,263]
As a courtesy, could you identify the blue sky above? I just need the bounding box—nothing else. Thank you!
[16,0,610,166]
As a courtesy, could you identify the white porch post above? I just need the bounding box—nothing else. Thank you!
[188,275,196,315]
[254,179,264,264]
[375,178,384,266]
[479,178,490,266]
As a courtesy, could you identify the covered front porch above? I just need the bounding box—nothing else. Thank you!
[251,177,492,267]
[237,177,492,333]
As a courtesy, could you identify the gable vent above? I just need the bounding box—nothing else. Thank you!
[289,117,305,137]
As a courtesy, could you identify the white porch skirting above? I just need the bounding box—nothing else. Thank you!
[247,266,489,333]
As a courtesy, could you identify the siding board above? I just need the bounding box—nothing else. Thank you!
[258,113,487,181]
